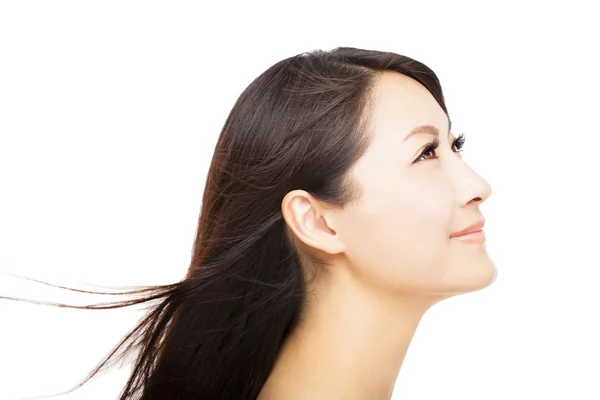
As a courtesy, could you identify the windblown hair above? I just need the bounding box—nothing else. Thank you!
[4,47,448,399]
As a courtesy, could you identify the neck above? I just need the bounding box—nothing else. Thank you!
[258,267,437,400]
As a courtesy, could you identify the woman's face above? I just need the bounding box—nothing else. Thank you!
[332,71,495,297]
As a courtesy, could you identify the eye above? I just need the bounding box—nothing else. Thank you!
[415,138,440,162]
[451,132,466,153]
[414,133,467,163]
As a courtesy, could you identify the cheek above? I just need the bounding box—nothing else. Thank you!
[365,174,453,244]
[342,177,454,289]
[379,181,452,262]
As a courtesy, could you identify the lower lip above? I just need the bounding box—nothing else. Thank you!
[451,230,486,244]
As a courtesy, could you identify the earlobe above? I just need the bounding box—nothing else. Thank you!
[281,190,345,256]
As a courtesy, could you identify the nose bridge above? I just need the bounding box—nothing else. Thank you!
[447,156,492,206]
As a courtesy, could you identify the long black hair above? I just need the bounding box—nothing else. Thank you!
[3,47,448,399]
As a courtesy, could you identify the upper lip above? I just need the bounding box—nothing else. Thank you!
[450,220,485,238]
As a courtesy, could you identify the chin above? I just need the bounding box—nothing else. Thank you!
[436,258,498,296]
[462,258,498,293]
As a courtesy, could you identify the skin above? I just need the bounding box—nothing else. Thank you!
[258,71,495,400]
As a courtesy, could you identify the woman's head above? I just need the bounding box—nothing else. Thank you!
[25,47,494,400]
[181,47,494,396]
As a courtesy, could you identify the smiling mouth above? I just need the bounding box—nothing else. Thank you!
[450,230,486,244]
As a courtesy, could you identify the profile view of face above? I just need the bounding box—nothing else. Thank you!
[331,71,495,297]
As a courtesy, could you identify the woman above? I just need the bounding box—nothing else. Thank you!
[11,47,495,399]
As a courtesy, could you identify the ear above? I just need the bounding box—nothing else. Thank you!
[281,190,345,256]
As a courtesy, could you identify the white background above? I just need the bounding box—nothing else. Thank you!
[1,1,599,399]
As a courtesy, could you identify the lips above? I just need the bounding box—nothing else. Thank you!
[450,220,485,238]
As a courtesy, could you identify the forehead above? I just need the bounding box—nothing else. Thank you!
[369,71,448,135]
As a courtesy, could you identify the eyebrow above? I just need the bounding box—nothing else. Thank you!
[402,118,452,142]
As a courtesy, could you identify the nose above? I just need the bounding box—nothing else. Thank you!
[451,159,492,207]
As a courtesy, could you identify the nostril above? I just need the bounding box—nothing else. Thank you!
[469,196,482,205]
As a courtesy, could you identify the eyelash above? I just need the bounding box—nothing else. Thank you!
[415,132,466,163]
